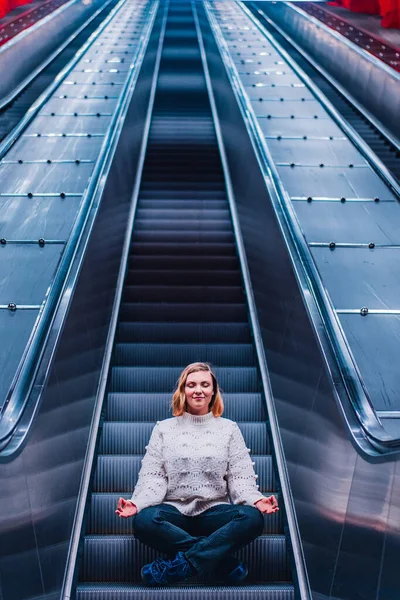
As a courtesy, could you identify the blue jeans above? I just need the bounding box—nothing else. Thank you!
[134,503,264,574]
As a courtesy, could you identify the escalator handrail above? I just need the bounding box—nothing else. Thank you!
[198,4,312,597]
[205,1,400,452]
[0,0,159,453]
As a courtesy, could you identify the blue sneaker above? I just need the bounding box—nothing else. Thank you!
[226,562,248,583]
[141,552,195,586]
[219,556,248,583]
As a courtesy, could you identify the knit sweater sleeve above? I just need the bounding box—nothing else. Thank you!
[130,423,168,512]
[226,422,265,506]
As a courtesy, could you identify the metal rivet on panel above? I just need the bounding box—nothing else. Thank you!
[18,159,23,164]
[349,164,354,168]
[307,196,313,202]
[8,303,17,311]
[290,163,295,168]
[38,238,45,247]
[51,112,55,116]
[329,241,336,249]
[96,113,101,117]
[369,242,375,249]
[277,136,281,140]
[47,159,52,164]
[360,307,369,316]
[314,115,318,119]
[28,192,33,198]
[319,163,324,168]
[0,238,6,245]
[290,115,294,119]
[60,192,66,199]
[303,136,307,140]
[340,197,346,203]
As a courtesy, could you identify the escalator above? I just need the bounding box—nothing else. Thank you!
[76,2,297,598]
[0,0,123,142]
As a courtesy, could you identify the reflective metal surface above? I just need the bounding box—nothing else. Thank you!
[198,8,400,599]
[0,7,163,597]
[0,0,112,108]
[254,1,400,143]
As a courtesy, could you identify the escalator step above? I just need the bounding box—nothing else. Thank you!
[125,270,241,286]
[128,256,239,270]
[98,422,270,455]
[138,191,227,199]
[106,393,266,422]
[80,535,291,583]
[119,303,248,322]
[138,199,228,209]
[139,182,226,191]
[87,493,282,535]
[122,286,244,303]
[93,456,275,493]
[114,343,255,366]
[130,242,236,256]
[77,583,295,599]
[117,322,252,343]
[110,366,259,393]
[131,231,234,244]
[134,218,231,230]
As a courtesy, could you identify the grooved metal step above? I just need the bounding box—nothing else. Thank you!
[93,456,275,493]
[119,303,248,322]
[98,422,270,455]
[116,322,252,344]
[77,583,295,599]
[110,366,259,393]
[87,493,282,535]
[106,393,266,422]
[126,270,241,286]
[81,535,291,582]
[114,343,255,366]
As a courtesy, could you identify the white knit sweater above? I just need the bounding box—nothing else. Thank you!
[131,411,265,516]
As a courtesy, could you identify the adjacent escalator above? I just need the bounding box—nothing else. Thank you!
[0,0,121,142]
[76,2,296,598]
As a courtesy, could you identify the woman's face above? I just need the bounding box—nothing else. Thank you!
[184,370,214,415]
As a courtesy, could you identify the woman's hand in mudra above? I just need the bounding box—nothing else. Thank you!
[254,495,279,514]
[115,498,137,518]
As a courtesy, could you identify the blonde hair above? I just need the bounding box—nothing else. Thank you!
[171,362,224,417]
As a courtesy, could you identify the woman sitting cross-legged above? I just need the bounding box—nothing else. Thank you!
[115,361,279,586]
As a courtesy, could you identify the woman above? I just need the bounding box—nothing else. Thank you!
[115,362,279,586]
